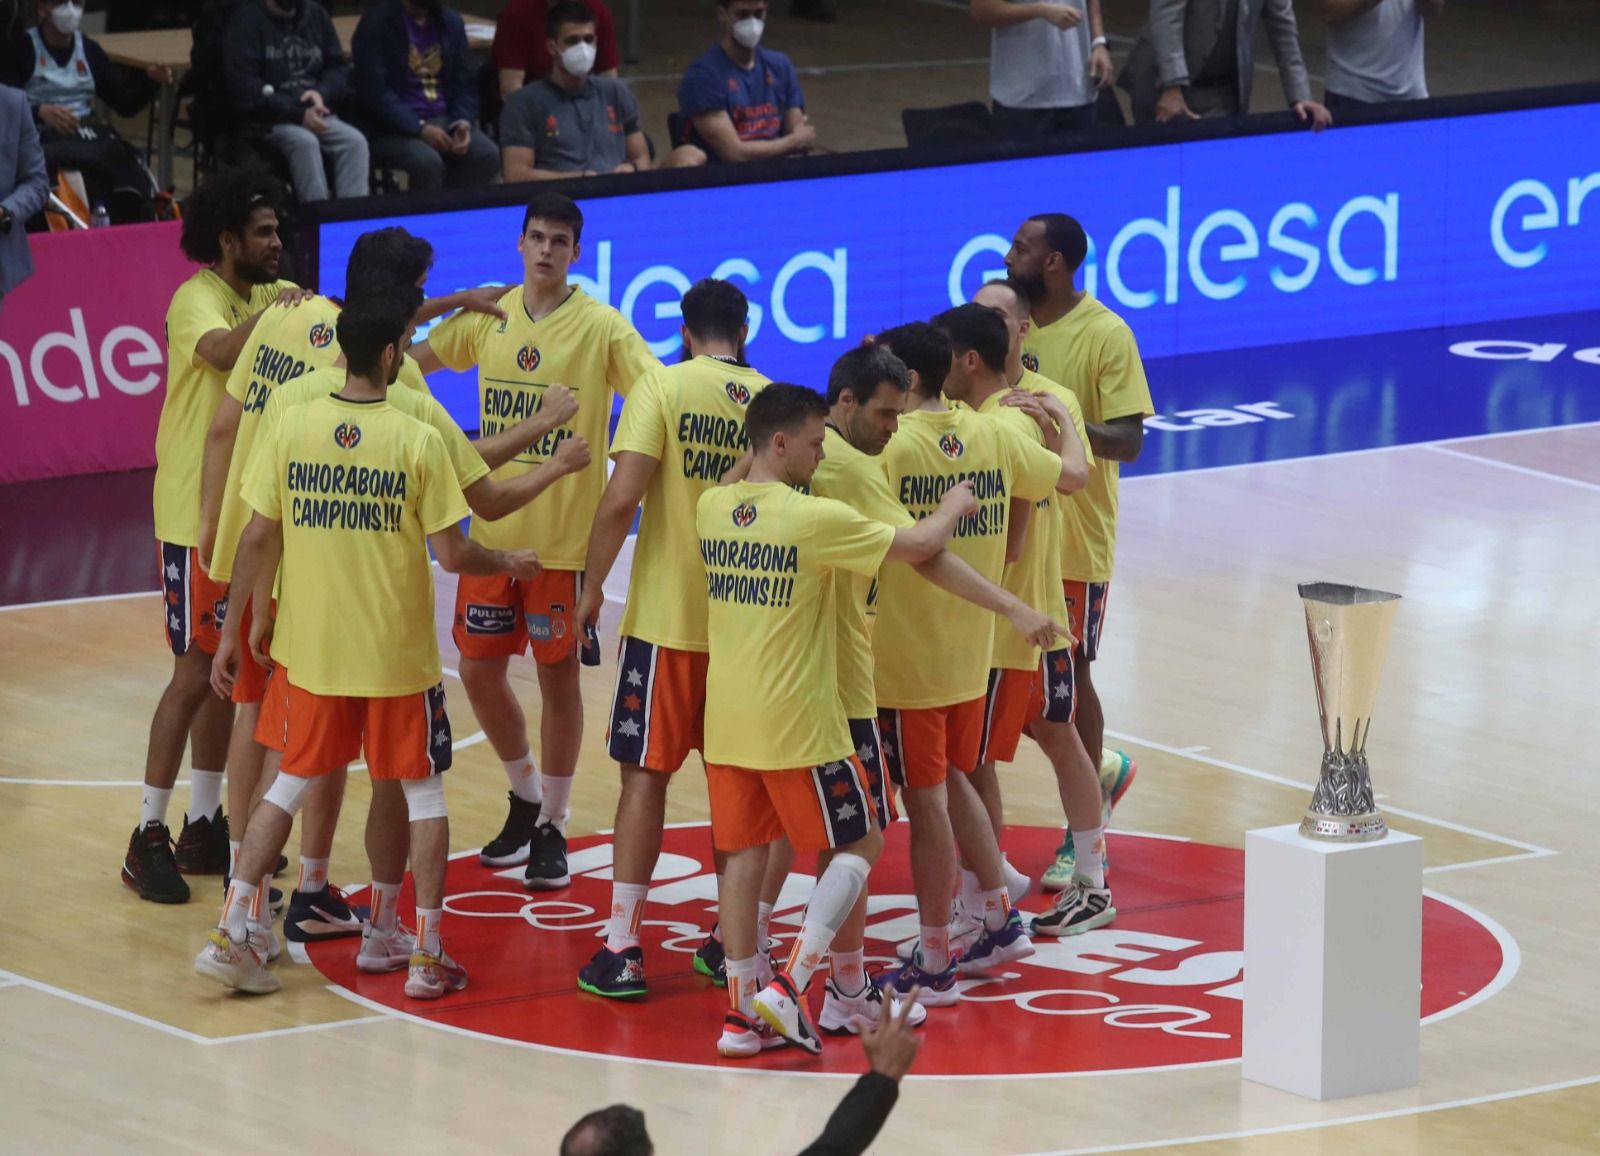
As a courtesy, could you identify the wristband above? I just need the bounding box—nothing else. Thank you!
[1091,35,1108,48]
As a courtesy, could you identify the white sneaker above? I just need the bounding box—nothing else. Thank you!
[717,1010,787,1058]
[896,910,982,964]
[248,922,281,963]
[194,929,279,994]
[357,922,416,974]
[818,976,929,1035]
[1002,857,1034,907]
[404,947,468,1000]
[753,973,823,1056]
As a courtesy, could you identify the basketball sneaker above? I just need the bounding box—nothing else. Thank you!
[753,973,822,1056]
[283,884,369,943]
[896,910,982,964]
[877,956,960,1007]
[1040,832,1077,893]
[404,948,468,1000]
[818,976,929,1035]
[480,792,539,867]
[1100,749,1138,825]
[174,807,230,875]
[193,929,278,994]
[694,933,727,986]
[1031,881,1116,937]
[716,1011,786,1058]
[248,922,281,963]
[578,945,648,999]
[122,821,190,904]
[357,922,416,974]
[958,910,1036,975]
[523,823,570,891]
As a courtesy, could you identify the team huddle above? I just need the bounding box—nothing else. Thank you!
[129,167,1152,1057]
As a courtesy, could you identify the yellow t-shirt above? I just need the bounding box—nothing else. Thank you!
[810,426,912,720]
[873,407,1062,709]
[1022,294,1153,582]
[153,269,293,546]
[427,284,660,567]
[611,356,770,652]
[697,480,897,771]
[241,394,469,697]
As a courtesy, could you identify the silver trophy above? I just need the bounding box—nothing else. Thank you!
[1298,582,1402,841]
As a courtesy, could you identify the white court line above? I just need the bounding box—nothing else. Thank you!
[1424,444,1600,494]
[0,589,157,613]
[1111,828,1192,843]
[1421,891,1522,1026]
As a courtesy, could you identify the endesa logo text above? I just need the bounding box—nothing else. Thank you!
[2,306,163,406]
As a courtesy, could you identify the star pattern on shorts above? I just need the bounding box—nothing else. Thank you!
[1053,656,1071,674]
[830,780,853,798]
[433,729,450,748]
[834,801,859,822]
[1053,682,1071,699]
[856,742,876,765]
[625,667,644,688]
[617,717,641,738]
[168,613,181,631]
[165,562,180,582]
[623,693,643,712]
[880,736,895,760]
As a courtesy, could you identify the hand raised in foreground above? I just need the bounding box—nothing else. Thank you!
[856,986,923,1081]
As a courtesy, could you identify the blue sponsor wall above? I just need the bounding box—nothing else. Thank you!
[317,100,1600,474]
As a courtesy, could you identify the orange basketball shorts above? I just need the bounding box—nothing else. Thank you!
[706,754,876,854]
[265,672,453,780]
[453,568,581,665]
[977,647,1077,764]
[605,636,709,773]
[1062,580,1111,662]
[159,542,228,657]
[230,596,273,706]
[876,695,986,790]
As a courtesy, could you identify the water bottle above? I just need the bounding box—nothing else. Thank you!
[89,203,110,229]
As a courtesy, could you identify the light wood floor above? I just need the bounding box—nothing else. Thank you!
[3,425,1598,1153]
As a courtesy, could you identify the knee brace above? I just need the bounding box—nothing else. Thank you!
[262,771,312,817]
[401,775,448,821]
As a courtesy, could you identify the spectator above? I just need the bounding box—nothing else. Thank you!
[0,83,47,304]
[224,0,370,201]
[492,0,617,101]
[1120,0,1332,129]
[500,2,703,182]
[559,1105,653,1156]
[677,0,815,163]
[7,0,167,221]
[969,0,1114,140]
[353,0,499,192]
[1322,0,1441,111]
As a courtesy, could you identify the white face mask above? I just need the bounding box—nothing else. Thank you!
[731,17,764,50]
[560,41,597,79]
[49,2,83,34]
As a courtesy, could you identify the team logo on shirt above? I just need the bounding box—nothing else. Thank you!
[1021,352,1040,372]
[517,345,542,372]
[308,321,335,349]
[724,381,751,405]
[938,433,965,459]
[333,422,362,449]
[731,501,758,528]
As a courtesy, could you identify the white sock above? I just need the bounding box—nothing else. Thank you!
[369,880,402,932]
[605,882,649,952]
[977,885,1011,932]
[1074,825,1106,889]
[228,840,241,878]
[831,947,866,996]
[416,907,443,955]
[756,900,775,952]
[256,874,274,926]
[187,768,224,821]
[958,867,981,922]
[1002,855,1030,906]
[784,853,869,992]
[140,785,172,828]
[920,923,951,973]
[536,774,573,833]
[297,857,329,893]
[220,878,257,941]
[503,753,541,805]
[726,955,759,1019]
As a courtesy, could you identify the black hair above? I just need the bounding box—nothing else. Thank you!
[680,278,749,344]
[745,382,827,449]
[988,277,1031,319]
[933,303,1009,374]
[1027,212,1089,272]
[546,0,596,39]
[522,191,584,244]
[873,321,953,395]
[346,227,434,295]
[559,1105,654,1156]
[179,164,281,265]
[337,286,421,379]
[826,344,908,406]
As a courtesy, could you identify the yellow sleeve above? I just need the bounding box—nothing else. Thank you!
[609,371,667,460]
[421,396,491,489]
[1001,424,1063,503]
[608,316,661,398]
[810,498,897,577]
[397,355,434,397]
[852,458,915,528]
[167,281,232,372]
[416,428,473,535]
[425,310,488,373]
[1096,323,1154,423]
[240,420,284,521]
[224,337,256,403]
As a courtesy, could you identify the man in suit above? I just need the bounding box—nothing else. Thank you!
[0,82,49,308]
[1120,0,1332,128]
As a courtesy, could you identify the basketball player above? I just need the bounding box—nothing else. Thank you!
[195,287,541,996]
[124,167,300,906]
[568,278,770,998]
[870,312,1079,1005]
[697,383,975,1056]
[413,192,660,891]
[1006,213,1152,886]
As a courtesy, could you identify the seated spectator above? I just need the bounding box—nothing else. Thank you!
[969,1,1113,140]
[7,0,167,222]
[353,0,500,192]
[224,0,369,201]
[500,2,703,182]
[1322,0,1441,111]
[677,0,815,163]
[492,0,617,100]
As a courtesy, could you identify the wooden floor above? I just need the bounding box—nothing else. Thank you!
[3,425,1599,1153]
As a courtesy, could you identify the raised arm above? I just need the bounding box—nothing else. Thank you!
[575,450,659,630]
[194,310,269,374]
[471,384,578,470]
[464,435,591,521]
[911,550,1072,651]
[428,523,542,578]
[885,480,976,563]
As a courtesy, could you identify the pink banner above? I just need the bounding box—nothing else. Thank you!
[0,223,199,484]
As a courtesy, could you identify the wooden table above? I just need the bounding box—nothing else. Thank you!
[99,14,496,191]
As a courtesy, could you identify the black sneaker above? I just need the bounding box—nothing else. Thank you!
[523,823,570,891]
[174,807,230,875]
[222,872,286,917]
[1030,881,1117,937]
[480,792,539,867]
[578,945,647,999]
[283,884,370,943]
[121,821,190,903]
[693,933,728,987]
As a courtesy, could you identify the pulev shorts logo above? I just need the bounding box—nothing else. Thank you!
[308,321,335,349]
[1021,352,1040,373]
[463,604,517,635]
[731,501,758,528]
[938,433,965,459]
[725,381,751,405]
[333,421,362,449]
[517,345,541,372]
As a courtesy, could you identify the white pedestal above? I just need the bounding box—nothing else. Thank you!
[1242,823,1423,1101]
